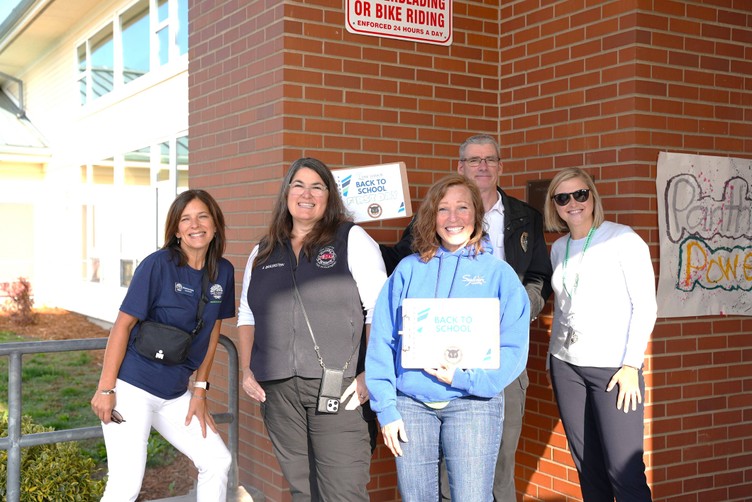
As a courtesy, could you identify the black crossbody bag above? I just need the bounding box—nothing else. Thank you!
[133,271,209,365]
[288,250,357,414]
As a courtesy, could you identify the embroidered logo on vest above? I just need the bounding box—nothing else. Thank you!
[316,246,337,268]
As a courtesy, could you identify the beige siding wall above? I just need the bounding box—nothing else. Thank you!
[1,0,189,320]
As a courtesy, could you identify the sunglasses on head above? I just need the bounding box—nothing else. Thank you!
[552,189,590,207]
[110,409,126,424]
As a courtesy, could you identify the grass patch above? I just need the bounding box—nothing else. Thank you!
[0,331,101,430]
[0,330,178,467]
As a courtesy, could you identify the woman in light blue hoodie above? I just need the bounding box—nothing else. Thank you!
[366,174,530,501]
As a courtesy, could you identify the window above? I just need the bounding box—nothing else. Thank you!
[80,135,189,286]
[90,24,115,98]
[156,0,188,66]
[93,159,115,185]
[121,0,150,84]
[177,0,188,57]
[78,0,188,105]
[124,146,151,186]
[158,141,170,182]
[120,259,137,287]
[177,135,189,191]
[77,45,87,105]
[157,0,170,66]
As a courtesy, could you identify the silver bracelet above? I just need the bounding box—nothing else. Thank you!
[99,389,116,395]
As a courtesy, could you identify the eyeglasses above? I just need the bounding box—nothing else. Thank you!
[110,409,126,424]
[289,182,328,197]
[460,156,500,167]
[552,189,591,207]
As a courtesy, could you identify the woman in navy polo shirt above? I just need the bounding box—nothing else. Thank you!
[91,189,235,502]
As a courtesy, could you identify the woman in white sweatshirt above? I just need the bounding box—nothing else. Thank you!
[543,167,656,502]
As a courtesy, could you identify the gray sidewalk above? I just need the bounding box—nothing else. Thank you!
[150,485,259,502]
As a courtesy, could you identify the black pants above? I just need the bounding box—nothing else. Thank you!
[550,356,652,502]
[260,376,376,502]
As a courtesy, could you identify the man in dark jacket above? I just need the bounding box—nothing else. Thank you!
[380,134,553,502]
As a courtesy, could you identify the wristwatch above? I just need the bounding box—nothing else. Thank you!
[194,381,210,391]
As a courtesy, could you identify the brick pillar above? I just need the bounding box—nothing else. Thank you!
[499,1,752,500]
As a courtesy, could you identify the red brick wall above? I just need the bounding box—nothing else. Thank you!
[189,1,752,500]
[499,2,752,501]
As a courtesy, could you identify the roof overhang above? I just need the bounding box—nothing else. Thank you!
[0,0,102,77]
[0,146,51,162]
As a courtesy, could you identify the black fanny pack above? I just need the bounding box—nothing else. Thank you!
[133,271,209,365]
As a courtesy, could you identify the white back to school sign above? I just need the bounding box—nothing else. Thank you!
[333,162,412,223]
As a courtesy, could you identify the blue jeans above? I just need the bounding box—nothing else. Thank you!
[395,392,504,502]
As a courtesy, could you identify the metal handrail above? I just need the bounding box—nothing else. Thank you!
[0,335,239,501]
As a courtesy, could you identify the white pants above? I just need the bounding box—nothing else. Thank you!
[101,379,231,502]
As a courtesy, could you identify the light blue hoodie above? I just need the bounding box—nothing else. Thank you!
[366,244,530,426]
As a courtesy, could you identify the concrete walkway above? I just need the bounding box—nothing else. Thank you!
[150,486,259,502]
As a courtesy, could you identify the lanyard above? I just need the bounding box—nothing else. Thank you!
[562,226,595,298]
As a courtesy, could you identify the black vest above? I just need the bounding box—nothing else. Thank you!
[248,223,365,381]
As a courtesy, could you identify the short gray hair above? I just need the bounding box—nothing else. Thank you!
[459,134,500,160]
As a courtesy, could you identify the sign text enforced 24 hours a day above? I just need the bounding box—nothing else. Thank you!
[346,0,453,46]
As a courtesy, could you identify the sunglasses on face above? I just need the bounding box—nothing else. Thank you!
[552,189,591,207]
[110,409,126,424]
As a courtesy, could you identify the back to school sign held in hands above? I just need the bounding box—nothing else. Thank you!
[346,0,453,46]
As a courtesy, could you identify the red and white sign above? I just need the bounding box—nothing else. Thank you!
[346,0,452,46]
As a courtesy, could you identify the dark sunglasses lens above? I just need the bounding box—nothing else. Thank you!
[111,410,125,424]
[553,193,571,206]
[573,189,589,202]
[553,189,590,206]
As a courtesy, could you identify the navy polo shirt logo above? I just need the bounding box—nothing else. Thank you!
[175,283,196,296]
[210,284,224,300]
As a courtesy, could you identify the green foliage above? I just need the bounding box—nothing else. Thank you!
[0,331,182,495]
[87,429,178,468]
[1,277,37,326]
[0,342,100,430]
[146,431,178,468]
[0,413,105,501]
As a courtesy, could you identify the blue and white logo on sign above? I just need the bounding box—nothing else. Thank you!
[339,175,352,196]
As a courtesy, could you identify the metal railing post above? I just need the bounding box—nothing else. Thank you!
[1,335,240,501]
[217,335,240,492]
[6,351,22,501]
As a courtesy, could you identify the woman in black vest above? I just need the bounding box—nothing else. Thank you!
[237,157,387,501]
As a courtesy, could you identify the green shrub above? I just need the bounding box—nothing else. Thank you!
[88,429,177,468]
[0,413,105,501]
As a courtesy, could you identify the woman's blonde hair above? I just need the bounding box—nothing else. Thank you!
[412,174,487,262]
[543,167,604,232]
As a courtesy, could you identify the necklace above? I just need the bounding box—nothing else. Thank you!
[561,226,595,349]
[562,226,595,299]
